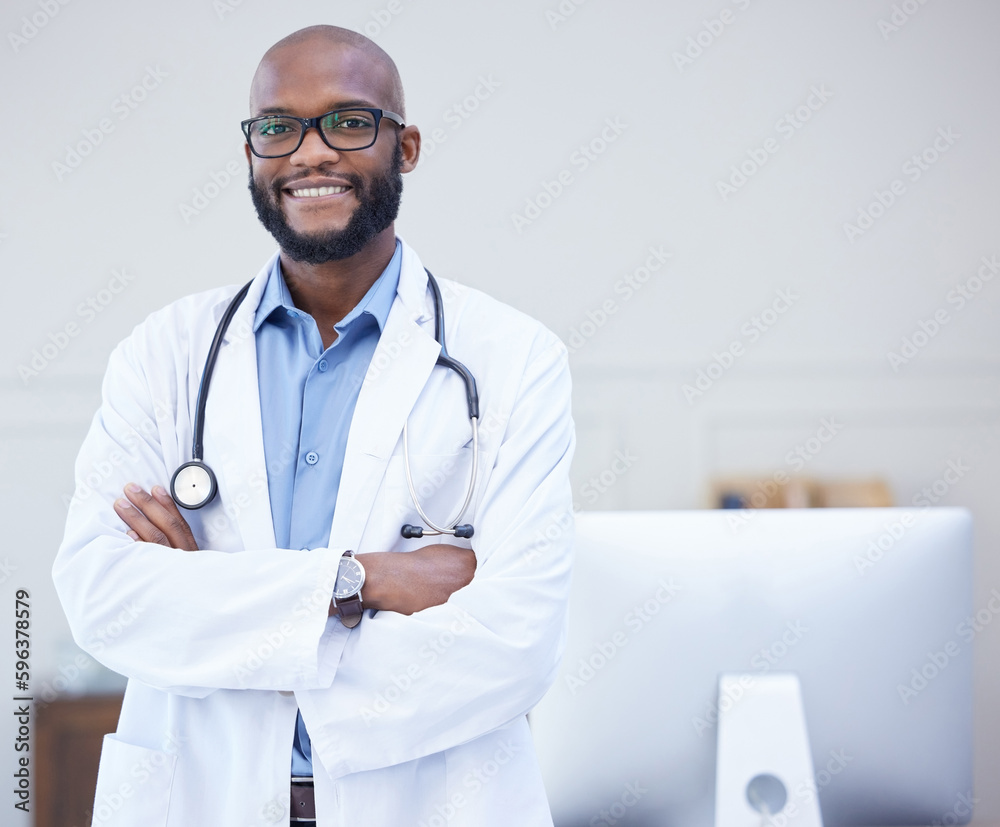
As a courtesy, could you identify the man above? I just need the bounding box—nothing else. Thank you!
[53,24,574,827]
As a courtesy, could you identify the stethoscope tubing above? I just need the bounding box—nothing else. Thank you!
[402,415,479,536]
[170,268,480,540]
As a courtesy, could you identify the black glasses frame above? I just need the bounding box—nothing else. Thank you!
[241,107,405,158]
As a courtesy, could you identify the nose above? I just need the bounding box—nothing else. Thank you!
[289,126,342,166]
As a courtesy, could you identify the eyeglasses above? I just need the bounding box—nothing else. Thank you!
[241,107,405,158]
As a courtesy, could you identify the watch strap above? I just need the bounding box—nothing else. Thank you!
[334,551,364,629]
[336,594,364,628]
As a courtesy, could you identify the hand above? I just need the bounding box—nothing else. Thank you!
[357,543,477,616]
[114,483,200,551]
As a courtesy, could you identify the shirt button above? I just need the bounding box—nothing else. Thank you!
[318,359,329,372]
[305,451,319,465]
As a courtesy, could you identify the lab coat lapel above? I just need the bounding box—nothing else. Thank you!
[203,257,277,550]
[330,244,439,549]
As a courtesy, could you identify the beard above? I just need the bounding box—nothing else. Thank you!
[248,139,404,264]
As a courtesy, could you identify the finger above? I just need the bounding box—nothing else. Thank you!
[127,530,140,541]
[122,483,199,551]
[149,484,200,551]
[114,496,170,546]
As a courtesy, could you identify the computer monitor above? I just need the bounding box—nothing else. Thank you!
[531,508,973,826]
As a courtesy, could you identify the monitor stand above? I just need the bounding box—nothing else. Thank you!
[714,673,824,827]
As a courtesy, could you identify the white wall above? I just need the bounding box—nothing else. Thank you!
[2,0,998,822]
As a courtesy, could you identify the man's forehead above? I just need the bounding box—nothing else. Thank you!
[249,40,395,115]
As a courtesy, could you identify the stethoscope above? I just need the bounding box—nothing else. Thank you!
[169,269,479,540]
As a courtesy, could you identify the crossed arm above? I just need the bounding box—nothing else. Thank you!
[113,483,477,616]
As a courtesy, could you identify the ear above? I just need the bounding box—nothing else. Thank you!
[399,125,421,173]
[244,143,252,165]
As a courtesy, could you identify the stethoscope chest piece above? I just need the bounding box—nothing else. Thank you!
[170,460,218,510]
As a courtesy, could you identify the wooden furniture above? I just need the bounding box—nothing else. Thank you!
[709,475,894,509]
[35,694,123,827]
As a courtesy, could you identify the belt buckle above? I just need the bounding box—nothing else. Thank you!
[290,776,315,823]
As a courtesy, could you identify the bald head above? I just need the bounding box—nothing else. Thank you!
[250,25,406,120]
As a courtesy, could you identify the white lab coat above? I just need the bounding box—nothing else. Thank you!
[53,240,575,827]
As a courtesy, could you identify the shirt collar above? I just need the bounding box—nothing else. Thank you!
[253,239,402,335]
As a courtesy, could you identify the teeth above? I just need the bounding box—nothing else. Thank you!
[290,185,348,197]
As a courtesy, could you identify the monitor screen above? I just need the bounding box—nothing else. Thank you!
[532,508,973,826]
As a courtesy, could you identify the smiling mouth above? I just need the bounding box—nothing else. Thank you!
[287,185,351,198]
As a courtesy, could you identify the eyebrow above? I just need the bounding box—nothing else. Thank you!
[251,100,380,117]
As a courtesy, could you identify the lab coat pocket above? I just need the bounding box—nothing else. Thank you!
[90,734,177,826]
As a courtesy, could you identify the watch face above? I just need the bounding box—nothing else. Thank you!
[334,556,365,600]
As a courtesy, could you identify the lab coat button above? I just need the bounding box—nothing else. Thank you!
[305,451,319,465]
[318,359,328,372]
[278,690,293,697]
[260,800,284,823]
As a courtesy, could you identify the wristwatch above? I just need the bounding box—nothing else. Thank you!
[333,550,366,628]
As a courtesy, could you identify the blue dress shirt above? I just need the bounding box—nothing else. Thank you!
[253,240,402,776]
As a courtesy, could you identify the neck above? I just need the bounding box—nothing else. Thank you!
[278,227,397,337]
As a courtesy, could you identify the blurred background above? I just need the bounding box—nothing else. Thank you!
[2,0,997,823]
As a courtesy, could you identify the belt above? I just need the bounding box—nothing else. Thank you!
[290,777,316,823]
